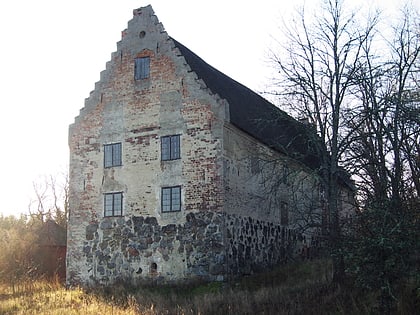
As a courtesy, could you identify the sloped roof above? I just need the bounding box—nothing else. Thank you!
[171,38,324,170]
[37,220,67,247]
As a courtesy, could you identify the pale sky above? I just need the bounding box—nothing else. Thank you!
[0,0,410,217]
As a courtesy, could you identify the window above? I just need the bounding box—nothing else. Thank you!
[161,135,180,160]
[104,192,123,217]
[161,186,181,212]
[282,165,290,185]
[104,143,122,168]
[280,201,289,225]
[134,57,150,80]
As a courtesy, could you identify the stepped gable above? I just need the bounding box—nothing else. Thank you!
[71,4,323,170]
[171,38,323,170]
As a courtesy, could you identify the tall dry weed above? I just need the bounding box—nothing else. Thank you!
[1,259,416,314]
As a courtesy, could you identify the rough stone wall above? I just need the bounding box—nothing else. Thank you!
[223,124,322,224]
[76,212,225,285]
[75,210,308,285]
[223,123,325,266]
[67,6,226,285]
[226,214,300,275]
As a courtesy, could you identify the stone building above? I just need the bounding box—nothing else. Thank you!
[67,5,352,286]
[37,220,67,280]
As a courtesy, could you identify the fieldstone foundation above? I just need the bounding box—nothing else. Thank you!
[226,215,299,275]
[75,211,226,285]
[70,211,309,286]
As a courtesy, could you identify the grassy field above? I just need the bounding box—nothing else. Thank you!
[0,260,417,314]
[0,280,139,315]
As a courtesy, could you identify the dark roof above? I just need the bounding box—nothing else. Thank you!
[37,220,67,247]
[172,38,324,170]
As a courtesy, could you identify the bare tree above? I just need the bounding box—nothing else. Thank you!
[346,4,420,204]
[269,0,419,310]
[270,0,378,281]
[28,172,69,228]
[336,6,419,313]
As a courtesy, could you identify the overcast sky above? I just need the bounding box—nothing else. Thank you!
[0,0,412,217]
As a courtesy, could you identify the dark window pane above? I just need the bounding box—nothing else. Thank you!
[282,165,289,184]
[113,143,122,166]
[113,193,122,215]
[104,144,113,168]
[161,186,181,212]
[104,192,123,217]
[171,186,181,211]
[135,57,150,80]
[281,202,288,225]
[104,194,114,216]
[171,135,180,159]
[104,143,122,168]
[161,137,170,161]
[162,188,171,212]
[161,135,180,161]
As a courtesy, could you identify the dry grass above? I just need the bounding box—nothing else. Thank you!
[0,280,139,315]
[0,259,417,315]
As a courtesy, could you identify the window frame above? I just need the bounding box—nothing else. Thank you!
[280,201,289,225]
[104,192,123,217]
[134,56,150,80]
[161,135,181,161]
[104,142,122,168]
[161,186,181,213]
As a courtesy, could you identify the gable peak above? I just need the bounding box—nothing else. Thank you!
[133,5,154,17]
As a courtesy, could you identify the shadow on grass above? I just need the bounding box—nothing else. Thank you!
[85,259,374,315]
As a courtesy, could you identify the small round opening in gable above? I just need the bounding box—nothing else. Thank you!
[139,31,146,38]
